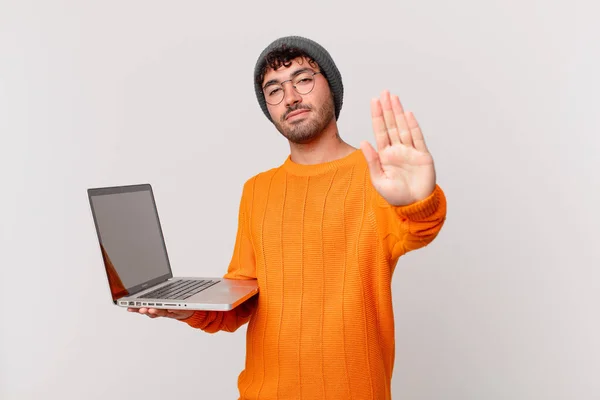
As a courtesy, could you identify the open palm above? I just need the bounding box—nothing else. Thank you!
[360,90,436,206]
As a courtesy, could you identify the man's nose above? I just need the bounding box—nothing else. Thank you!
[283,83,302,108]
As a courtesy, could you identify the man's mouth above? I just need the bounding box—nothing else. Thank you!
[285,109,310,120]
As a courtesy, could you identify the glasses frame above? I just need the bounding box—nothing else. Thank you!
[262,71,322,105]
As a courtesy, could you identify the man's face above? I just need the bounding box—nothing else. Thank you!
[262,57,335,144]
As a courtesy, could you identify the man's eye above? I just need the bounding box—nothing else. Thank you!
[268,88,281,96]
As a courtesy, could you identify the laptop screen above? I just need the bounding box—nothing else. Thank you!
[88,185,172,303]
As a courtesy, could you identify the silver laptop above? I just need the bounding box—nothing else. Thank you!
[87,183,259,311]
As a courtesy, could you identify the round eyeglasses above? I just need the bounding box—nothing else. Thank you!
[263,71,322,105]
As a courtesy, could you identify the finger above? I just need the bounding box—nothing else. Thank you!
[152,308,174,318]
[148,308,166,317]
[406,111,428,152]
[371,98,389,152]
[359,140,384,179]
[166,309,188,320]
[380,90,401,145]
[391,95,414,148]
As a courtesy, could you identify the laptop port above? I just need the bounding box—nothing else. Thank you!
[148,303,154,306]
[155,303,162,306]
[129,301,134,306]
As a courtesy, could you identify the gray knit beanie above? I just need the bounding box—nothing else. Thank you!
[253,36,344,122]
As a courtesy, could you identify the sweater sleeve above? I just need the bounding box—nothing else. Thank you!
[180,179,258,333]
[373,184,447,262]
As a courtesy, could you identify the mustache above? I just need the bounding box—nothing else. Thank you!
[282,104,311,121]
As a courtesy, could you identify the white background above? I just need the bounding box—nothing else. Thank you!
[1,0,599,399]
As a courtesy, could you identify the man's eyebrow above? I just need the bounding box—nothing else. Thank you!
[262,67,316,89]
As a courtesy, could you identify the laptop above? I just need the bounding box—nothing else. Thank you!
[87,183,259,311]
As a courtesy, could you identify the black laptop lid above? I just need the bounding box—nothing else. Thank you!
[88,184,173,303]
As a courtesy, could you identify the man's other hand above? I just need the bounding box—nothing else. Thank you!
[127,307,194,320]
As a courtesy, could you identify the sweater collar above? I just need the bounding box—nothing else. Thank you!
[282,149,364,177]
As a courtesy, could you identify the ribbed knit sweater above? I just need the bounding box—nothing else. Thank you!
[182,149,447,399]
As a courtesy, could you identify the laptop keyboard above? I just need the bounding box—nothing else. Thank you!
[138,279,219,300]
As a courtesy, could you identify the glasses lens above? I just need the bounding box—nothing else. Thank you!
[264,85,284,105]
[293,73,316,95]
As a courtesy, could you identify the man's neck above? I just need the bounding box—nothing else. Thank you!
[288,121,357,165]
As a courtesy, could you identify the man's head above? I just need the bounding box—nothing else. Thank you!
[254,36,344,144]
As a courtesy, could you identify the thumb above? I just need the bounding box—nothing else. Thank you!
[360,141,383,180]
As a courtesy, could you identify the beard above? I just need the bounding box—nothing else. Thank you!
[273,96,335,144]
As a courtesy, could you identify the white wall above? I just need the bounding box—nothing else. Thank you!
[1,1,598,399]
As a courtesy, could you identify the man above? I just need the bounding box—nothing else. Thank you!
[129,36,447,399]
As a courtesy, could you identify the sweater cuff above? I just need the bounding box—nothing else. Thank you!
[179,311,209,328]
[393,185,442,221]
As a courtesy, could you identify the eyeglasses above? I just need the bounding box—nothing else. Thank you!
[262,71,322,105]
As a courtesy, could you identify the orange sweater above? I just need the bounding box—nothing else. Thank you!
[182,150,447,399]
